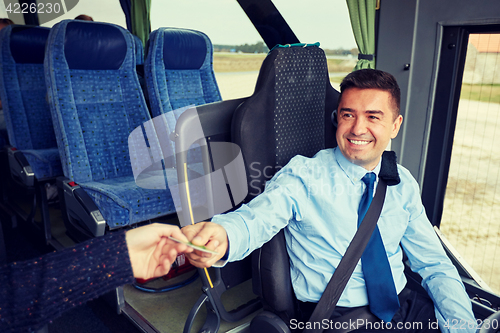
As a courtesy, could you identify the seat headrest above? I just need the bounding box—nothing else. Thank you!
[10,25,50,64]
[64,21,128,70]
[232,42,339,203]
[162,28,207,70]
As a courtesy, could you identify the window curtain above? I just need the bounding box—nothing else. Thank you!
[119,0,133,32]
[346,0,376,70]
[131,0,151,46]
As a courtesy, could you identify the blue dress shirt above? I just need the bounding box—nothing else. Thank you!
[213,147,476,332]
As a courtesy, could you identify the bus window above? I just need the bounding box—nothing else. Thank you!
[151,0,265,100]
[440,33,500,294]
[39,0,126,28]
[151,0,357,99]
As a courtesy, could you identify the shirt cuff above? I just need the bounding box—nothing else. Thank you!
[213,239,230,267]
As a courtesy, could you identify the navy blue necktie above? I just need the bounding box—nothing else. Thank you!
[358,173,400,322]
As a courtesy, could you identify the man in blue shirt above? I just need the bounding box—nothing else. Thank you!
[182,69,476,332]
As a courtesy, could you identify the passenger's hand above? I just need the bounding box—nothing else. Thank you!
[182,222,228,268]
[126,223,193,280]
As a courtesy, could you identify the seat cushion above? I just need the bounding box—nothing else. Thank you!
[80,165,205,228]
[22,148,63,180]
[80,173,175,228]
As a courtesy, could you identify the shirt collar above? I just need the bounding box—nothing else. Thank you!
[334,147,382,184]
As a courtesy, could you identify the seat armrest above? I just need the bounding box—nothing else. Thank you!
[174,97,248,144]
[60,178,106,237]
[7,147,35,187]
[253,230,297,317]
[479,310,500,333]
[250,311,291,333]
[197,97,248,138]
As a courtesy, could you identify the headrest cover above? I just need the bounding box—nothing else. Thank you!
[64,21,127,70]
[10,25,50,64]
[163,29,207,70]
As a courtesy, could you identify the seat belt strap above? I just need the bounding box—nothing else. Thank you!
[303,178,387,333]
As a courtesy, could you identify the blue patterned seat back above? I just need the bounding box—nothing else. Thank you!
[44,20,178,227]
[144,28,221,167]
[145,27,222,117]
[0,25,62,180]
[133,34,144,65]
[44,20,150,184]
[0,25,56,150]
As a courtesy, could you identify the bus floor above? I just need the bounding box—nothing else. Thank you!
[0,192,258,333]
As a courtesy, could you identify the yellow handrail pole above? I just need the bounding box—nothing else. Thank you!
[184,162,214,289]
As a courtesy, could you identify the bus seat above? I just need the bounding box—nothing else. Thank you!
[144,27,222,116]
[0,25,62,182]
[232,44,338,332]
[0,25,63,244]
[133,34,144,66]
[44,20,176,237]
[172,44,338,332]
[133,34,147,117]
[144,27,222,178]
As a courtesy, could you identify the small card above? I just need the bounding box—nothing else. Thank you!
[168,236,219,255]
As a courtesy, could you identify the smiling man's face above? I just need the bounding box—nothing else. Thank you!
[336,87,403,171]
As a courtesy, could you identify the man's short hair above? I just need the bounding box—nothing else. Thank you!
[338,69,401,119]
[74,15,94,21]
[0,18,14,27]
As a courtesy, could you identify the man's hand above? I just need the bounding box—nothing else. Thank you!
[182,222,228,268]
[125,223,193,280]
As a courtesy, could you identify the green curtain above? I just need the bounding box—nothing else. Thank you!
[346,0,376,70]
[131,0,151,46]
